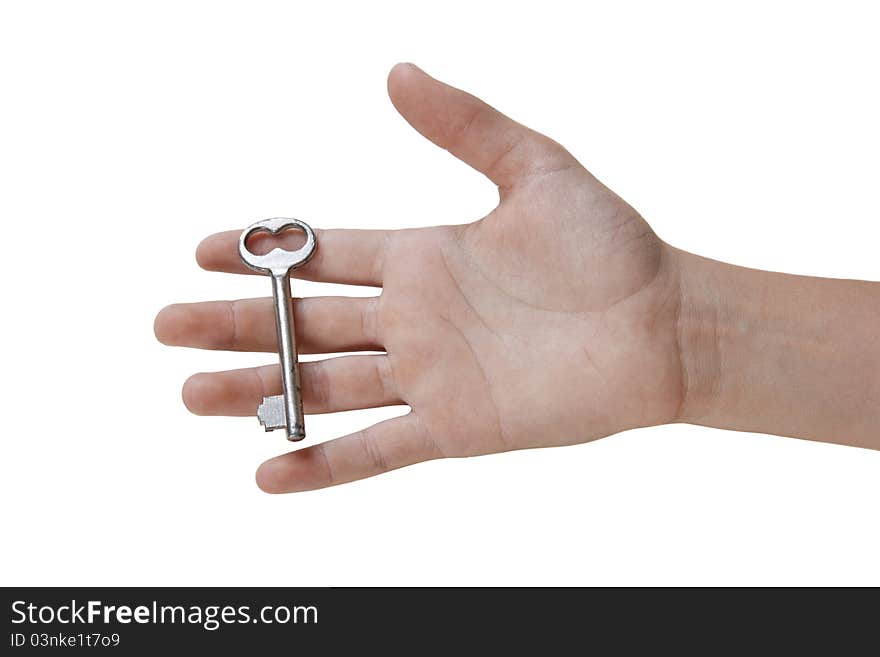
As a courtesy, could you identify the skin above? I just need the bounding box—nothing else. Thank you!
[154,63,880,493]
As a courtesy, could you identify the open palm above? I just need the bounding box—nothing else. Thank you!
[155,64,684,492]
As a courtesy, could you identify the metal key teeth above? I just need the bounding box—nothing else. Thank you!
[256,395,305,441]
[257,395,287,432]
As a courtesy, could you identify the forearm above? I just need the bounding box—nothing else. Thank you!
[673,248,880,449]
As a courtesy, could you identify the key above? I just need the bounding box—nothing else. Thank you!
[238,217,317,441]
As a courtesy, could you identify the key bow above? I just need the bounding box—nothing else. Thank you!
[238,217,317,277]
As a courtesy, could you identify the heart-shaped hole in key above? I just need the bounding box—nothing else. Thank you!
[245,224,308,256]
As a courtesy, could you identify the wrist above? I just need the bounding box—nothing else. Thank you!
[669,246,880,447]
[669,247,725,426]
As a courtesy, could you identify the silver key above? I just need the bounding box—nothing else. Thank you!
[238,217,317,441]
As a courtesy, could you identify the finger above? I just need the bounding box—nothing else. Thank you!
[196,228,388,286]
[182,356,401,416]
[154,296,380,354]
[387,62,578,190]
[256,413,440,493]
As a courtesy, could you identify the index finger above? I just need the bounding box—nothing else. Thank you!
[196,228,390,287]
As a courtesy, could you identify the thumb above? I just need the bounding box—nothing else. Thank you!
[387,63,578,190]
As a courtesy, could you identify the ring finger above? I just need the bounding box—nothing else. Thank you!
[182,355,402,416]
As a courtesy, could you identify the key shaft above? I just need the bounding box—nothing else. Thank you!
[271,271,305,440]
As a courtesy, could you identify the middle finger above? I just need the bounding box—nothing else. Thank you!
[155,296,381,354]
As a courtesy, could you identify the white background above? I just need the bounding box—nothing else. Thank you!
[1,1,878,586]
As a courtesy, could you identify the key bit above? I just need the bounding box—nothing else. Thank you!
[257,395,287,432]
[238,217,317,441]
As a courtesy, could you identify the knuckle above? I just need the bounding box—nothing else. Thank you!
[307,361,332,411]
[374,356,397,402]
[361,296,381,343]
[358,427,389,474]
[226,300,241,349]
[252,365,276,398]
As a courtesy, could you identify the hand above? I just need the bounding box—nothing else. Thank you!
[154,63,687,492]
